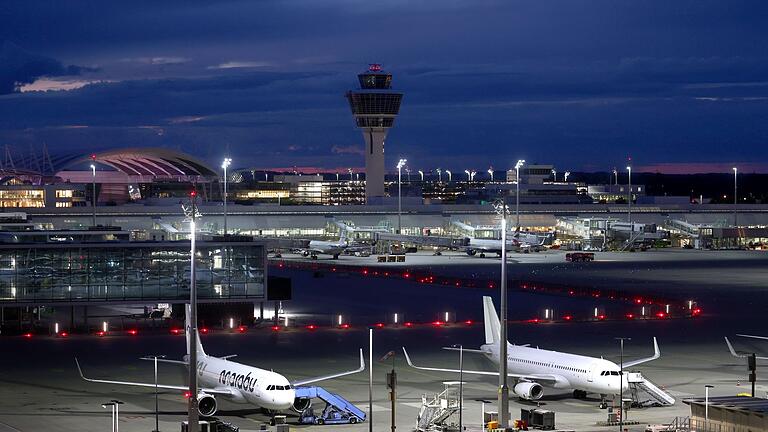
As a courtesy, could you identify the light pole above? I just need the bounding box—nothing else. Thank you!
[470,170,477,181]
[615,337,631,431]
[488,168,494,182]
[515,160,525,230]
[336,172,339,181]
[453,344,464,432]
[613,168,618,186]
[405,168,411,182]
[733,167,738,227]
[102,400,124,432]
[705,384,714,430]
[437,168,442,183]
[418,170,424,182]
[90,162,97,227]
[142,354,166,432]
[183,191,201,432]
[492,199,511,429]
[626,166,632,225]
[221,157,231,237]
[564,171,571,182]
[464,170,471,182]
[349,168,353,181]
[397,159,407,234]
[551,168,556,182]
[445,170,452,182]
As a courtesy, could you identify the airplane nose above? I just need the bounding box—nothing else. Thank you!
[281,390,296,409]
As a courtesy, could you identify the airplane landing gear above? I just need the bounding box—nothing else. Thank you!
[573,389,587,399]
[479,252,486,258]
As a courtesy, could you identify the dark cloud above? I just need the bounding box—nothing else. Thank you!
[0,41,96,94]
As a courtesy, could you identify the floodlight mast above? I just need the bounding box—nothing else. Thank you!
[493,198,511,428]
[182,191,202,432]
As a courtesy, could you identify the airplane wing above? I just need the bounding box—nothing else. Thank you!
[402,348,557,383]
[737,334,768,341]
[442,347,488,354]
[725,337,768,360]
[291,349,365,387]
[75,358,233,396]
[623,337,660,368]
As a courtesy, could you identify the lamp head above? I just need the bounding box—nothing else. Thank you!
[515,160,525,169]
[397,159,407,169]
[626,166,631,171]
[733,167,738,172]
[221,158,232,169]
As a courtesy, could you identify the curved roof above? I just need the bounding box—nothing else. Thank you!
[54,148,218,178]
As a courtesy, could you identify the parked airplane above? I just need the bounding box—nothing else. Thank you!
[76,306,365,417]
[465,238,523,257]
[404,296,662,401]
[299,230,369,259]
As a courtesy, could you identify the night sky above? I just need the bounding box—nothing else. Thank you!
[2,1,768,173]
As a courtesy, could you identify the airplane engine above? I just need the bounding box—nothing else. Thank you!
[513,382,544,400]
[197,393,218,417]
[292,397,312,413]
[466,249,477,256]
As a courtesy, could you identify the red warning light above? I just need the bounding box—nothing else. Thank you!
[306,324,317,330]
[59,331,69,337]
[127,329,138,336]
[626,313,635,319]
[237,326,247,333]
[183,391,192,399]
[432,320,444,327]
[362,269,368,275]
[90,154,97,160]
[563,315,573,321]
[96,331,106,337]
[692,308,702,316]
[375,323,385,328]
[464,320,473,325]
[23,332,33,338]
[190,190,197,197]
[368,64,382,72]
[170,328,182,335]
[271,325,280,332]
[403,273,410,278]
[199,328,209,334]
[404,322,413,327]
[597,315,606,320]
[655,312,667,318]
[527,318,540,324]
[340,324,350,329]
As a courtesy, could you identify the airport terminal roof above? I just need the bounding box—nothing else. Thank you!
[685,396,768,414]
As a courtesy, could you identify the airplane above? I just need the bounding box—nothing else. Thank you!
[299,230,370,259]
[76,305,365,418]
[403,296,663,402]
[465,237,523,257]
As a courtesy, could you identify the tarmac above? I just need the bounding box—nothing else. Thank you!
[1,248,767,432]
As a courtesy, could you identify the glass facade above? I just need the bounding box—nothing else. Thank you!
[0,241,265,303]
[347,93,403,115]
[0,189,45,208]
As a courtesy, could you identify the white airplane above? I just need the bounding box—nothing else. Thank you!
[403,296,662,401]
[300,230,361,259]
[465,238,523,257]
[76,306,365,417]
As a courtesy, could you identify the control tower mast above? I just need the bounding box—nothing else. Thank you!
[346,64,403,202]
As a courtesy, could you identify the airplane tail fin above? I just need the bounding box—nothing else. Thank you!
[185,304,206,358]
[483,296,501,345]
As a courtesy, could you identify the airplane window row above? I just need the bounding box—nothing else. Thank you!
[600,371,622,376]
[511,358,585,374]
[266,385,293,390]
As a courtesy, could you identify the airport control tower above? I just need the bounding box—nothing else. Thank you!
[346,64,403,202]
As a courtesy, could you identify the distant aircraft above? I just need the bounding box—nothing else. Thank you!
[77,305,365,417]
[299,230,369,259]
[404,296,664,401]
[465,237,523,257]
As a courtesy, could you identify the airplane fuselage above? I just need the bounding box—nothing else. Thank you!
[192,354,295,411]
[483,342,629,396]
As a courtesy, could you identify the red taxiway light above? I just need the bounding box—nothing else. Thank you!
[375,323,385,328]
[22,332,33,338]
[403,273,410,278]
[563,315,573,321]
[339,324,350,329]
[362,269,368,275]
[199,328,209,334]
[305,324,317,330]
[656,312,667,318]
[271,325,280,332]
[464,320,473,325]
[432,320,444,326]
[170,328,182,335]
[635,298,643,304]
[127,329,138,336]
[626,313,635,319]
[96,331,106,337]
[58,331,69,337]
[692,308,702,316]
[404,322,413,327]
[527,318,540,324]
[237,326,247,333]
[597,315,606,320]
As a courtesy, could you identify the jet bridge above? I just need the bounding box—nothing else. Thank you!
[295,386,366,425]
[627,372,676,407]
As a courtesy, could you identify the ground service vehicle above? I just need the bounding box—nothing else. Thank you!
[565,252,595,262]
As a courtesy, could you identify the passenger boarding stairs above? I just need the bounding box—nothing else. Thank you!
[294,386,366,425]
[627,372,675,407]
[416,385,461,432]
